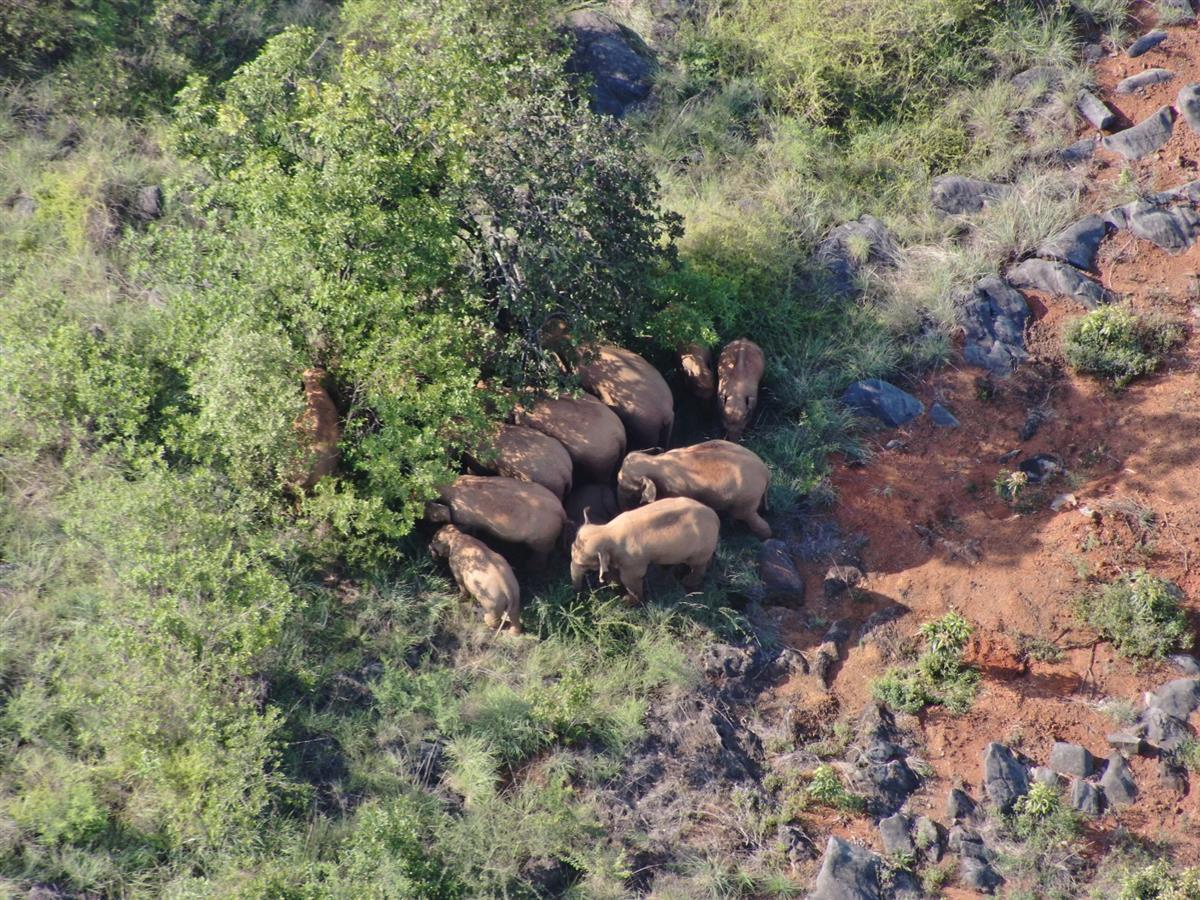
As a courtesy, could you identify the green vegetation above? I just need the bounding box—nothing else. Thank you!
[1075,571,1193,660]
[804,764,866,813]
[1097,859,1200,899]
[1064,306,1184,388]
[872,612,980,714]
[998,782,1087,897]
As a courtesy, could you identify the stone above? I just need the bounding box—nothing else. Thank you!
[1141,706,1192,752]
[1083,43,1105,64]
[1006,258,1112,308]
[914,817,942,861]
[946,787,977,821]
[7,194,36,216]
[563,10,653,118]
[1115,69,1175,95]
[982,742,1030,812]
[841,379,924,427]
[878,813,914,856]
[1146,678,1200,718]
[1106,200,1200,252]
[135,185,163,220]
[782,824,819,865]
[810,836,881,900]
[931,175,1007,214]
[701,643,753,678]
[948,824,987,860]
[1048,741,1095,778]
[759,539,805,603]
[824,619,853,646]
[1077,90,1118,130]
[1180,85,1200,134]
[1159,0,1197,22]
[1012,66,1062,96]
[1128,30,1168,58]
[862,758,920,815]
[815,214,897,295]
[1161,756,1189,795]
[1036,214,1108,272]
[1032,765,1058,786]
[930,403,960,428]
[823,564,863,598]
[1070,778,1105,817]
[1104,105,1176,160]
[1100,753,1137,807]
[960,857,1004,894]
[1107,730,1145,754]
[1170,654,1200,676]
[960,276,1029,375]
[1059,137,1097,166]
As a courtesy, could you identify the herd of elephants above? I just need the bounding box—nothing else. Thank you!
[299,337,771,633]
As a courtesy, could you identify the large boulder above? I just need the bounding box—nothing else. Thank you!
[841,379,924,427]
[982,742,1030,812]
[1105,200,1200,252]
[960,276,1029,375]
[810,836,881,900]
[1141,706,1192,752]
[1006,258,1112,308]
[1146,678,1200,718]
[563,10,654,117]
[1179,84,1200,133]
[961,857,1004,894]
[1069,778,1105,817]
[1115,68,1175,95]
[931,175,1007,215]
[1103,105,1175,160]
[946,787,977,821]
[1100,753,1137,807]
[815,214,897,295]
[1128,30,1168,58]
[1036,215,1108,272]
[1077,90,1118,130]
[878,813,914,856]
[1048,741,1095,778]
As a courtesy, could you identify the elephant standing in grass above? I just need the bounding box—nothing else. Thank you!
[570,497,720,604]
[717,339,765,441]
[292,368,341,491]
[677,343,715,402]
[426,475,567,569]
[616,440,772,539]
[515,394,627,482]
[578,344,674,449]
[472,423,573,500]
[430,524,521,633]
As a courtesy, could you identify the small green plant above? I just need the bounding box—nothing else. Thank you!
[1075,571,1192,660]
[993,469,1029,503]
[998,782,1087,895]
[921,861,954,893]
[1111,860,1200,899]
[872,612,979,714]
[1175,738,1200,774]
[1064,306,1184,388]
[805,765,866,813]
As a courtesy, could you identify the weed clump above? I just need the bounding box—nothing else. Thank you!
[872,612,979,714]
[1063,306,1183,388]
[1075,571,1192,660]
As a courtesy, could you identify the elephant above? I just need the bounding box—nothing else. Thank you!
[563,482,621,528]
[569,497,720,604]
[426,475,567,569]
[514,394,627,482]
[292,368,341,491]
[717,339,765,441]
[577,344,674,449]
[430,524,521,633]
[616,440,772,539]
[472,423,573,500]
[677,343,715,402]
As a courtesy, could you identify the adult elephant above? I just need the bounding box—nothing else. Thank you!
[514,394,627,482]
[426,475,567,569]
[577,344,674,450]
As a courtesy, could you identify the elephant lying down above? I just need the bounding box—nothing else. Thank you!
[569,497,720,604]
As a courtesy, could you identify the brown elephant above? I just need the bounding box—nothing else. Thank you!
[292,368,341,491]
[577,344,674,449]
[563,482,621,528]
[430,524,521,633]
[514,394,627,482]
[677,343,716,402]
[569,497,720,604]
[616,440,772,539]
[426,475,566,569]
[717,339,765,441]
[472,423,573,500]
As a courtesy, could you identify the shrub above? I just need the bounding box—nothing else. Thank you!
[1111,860,1200,899]
[1064,306,1184,388]
[805,765,866,812]
[998,782,1086,895]
[1075,571,1192,660]
[873,612,979,713]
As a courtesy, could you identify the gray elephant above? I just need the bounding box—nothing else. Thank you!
[472,423,573,500]
[569,497,720,604]
[577,344,674,449]
[426,475,567,569]
[617,440,771,539]
[514,394,627,482]
[430,524,521,633]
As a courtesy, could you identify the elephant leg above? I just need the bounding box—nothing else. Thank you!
[619,565,647,605]
[740,507,773,540]
[528,541,552,571]
[682,555,712,590]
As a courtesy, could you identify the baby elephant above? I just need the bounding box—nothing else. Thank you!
[430,525,521,633]
[617,440,772,540]
[717,339,765,441]
[570,497,720,604]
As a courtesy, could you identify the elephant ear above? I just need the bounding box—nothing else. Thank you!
[640,477,657,505]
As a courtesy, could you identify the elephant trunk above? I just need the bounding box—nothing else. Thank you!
[570,563,587,589]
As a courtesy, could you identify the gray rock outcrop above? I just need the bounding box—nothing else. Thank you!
[841,379,924,427]
[960,276,1029,375]
[931,175,1007,215]
[1036,215,1108,271]
[1007,258,1112,308]
[1103,106,1175,160]
[810,836,882,900]
[982,742,1030,812]
[564,11,654,117]
[1115,69,1175,95]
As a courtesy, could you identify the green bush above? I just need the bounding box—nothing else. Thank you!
[1075,571,1192,660]
[805,764,866,813]
[1064,306,1184,388]
[873,612,979,713]
[998,782,1086,895]
[1112,860,1200,899]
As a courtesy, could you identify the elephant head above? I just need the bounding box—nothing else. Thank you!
[569,519,613,588]
[616,448,664,510]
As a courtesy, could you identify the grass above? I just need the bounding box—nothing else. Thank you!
[872,612,980,714]
[1064,306,1185,388]
[996,782,1088,898]
[1074,571,1193,660]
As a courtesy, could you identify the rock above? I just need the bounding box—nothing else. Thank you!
[1070,778,1105,816]
[1018,453,1061,484]
[824,619,853,646]
[1006,258,1113,308]
[960,276,1029,375]
[931,175,1007,215]
[1049,741,1095,778]
[6,194,36,216]
[759,540,805,603]
[815,215,897,295]
[1161,756,1189,795]
[771,647,809,678]
[771,749,823,780]
[1012,66,1062,95]
[135,185,163,220]
[810,641,838,687]
[879,813,914,856]
[983,742,1030,812]
[1059,137,1097,166]
[823,565,863,598]
[781,824,819,865]
[1180,85,1200,134]
[960,857,1004,894]
[862,758,920,815]
[1036,214,1108,272]
[1115,69,1175,95]
[930,403,960,428]
[1169,654,1200,676]
[1159,0,1197,21]
[1141,706,1192,752]
[563,10,654,118]
[701,643,753,679]
[1032,765,1058,786]
[1106,200,1200,252]
[1146,677,1200,718]
[914,816,943,861]
[1128,30,1168,58]
[1107,730,1145,755]
[1083,43,1105,64]
[948,824,986,860]
[810,836,881,900]
[841,379,924,427]
[861,739,904,766]
[1077,90,1118,130]
[1100,753,1137,807]
[946,787,977,821]
[1104,105,1176,160]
